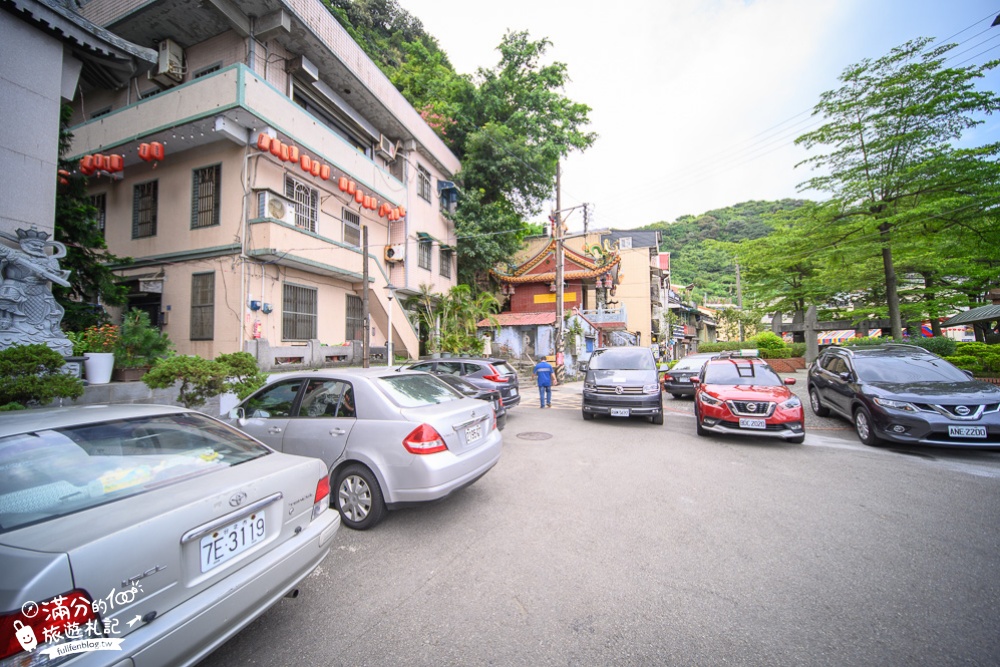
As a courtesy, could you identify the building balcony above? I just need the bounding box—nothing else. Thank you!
[578,304,628,326]
[68,64,406,205]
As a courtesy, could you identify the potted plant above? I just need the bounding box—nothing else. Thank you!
[113,309,173,381]
[73,323,119,384]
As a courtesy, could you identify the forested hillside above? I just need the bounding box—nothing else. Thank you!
[638,199,807,301]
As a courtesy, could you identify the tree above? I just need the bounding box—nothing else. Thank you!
[795,38,1000,338]
[54,104,131,330]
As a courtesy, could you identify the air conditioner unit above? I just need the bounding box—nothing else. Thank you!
[148,38,184,86]
[258,191,296,226]
[377,134,397,161]
[384,243,406,263]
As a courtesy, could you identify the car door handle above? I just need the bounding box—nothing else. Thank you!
[267,426,283,434]
[330,428,346,436]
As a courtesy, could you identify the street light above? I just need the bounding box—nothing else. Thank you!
[384,283,396,366]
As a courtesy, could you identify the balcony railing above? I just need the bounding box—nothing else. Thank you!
[578,303,628,324]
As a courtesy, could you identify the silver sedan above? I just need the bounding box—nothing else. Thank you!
[0,404,339,667]
[225,367,503,530]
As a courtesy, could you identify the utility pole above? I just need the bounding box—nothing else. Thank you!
[554,162,565,383]
[362,225,370,368]
[735,260,744,342]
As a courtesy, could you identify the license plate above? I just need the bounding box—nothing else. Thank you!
[610,408,630,417]
[681,377,691,382]
[509,388,518,396]
[200,513,266,573]
[465,422,484,443]
[948,425,987,438]
[739,418,766,430]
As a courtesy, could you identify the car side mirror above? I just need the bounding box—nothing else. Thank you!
[228,406,246,425]
[839,372,852,381]
[963,369,975,379]
[784,377,796,385]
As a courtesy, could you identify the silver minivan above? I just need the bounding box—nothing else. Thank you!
[581,346,664,424]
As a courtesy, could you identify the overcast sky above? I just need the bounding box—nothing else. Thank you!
[397,0,1000,231]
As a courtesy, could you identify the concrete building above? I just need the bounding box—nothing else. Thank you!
[65,0,460,362]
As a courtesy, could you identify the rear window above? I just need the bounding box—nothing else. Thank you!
[703,361,783,386]
[673,356,711,371]
[493,362,518,377]
[589,348,656,371]
[377,374,462,407]
[0,413,269,533]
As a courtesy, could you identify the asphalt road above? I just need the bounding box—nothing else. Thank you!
[201,376,1000,667]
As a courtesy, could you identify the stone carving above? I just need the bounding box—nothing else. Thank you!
[0,228,73,355]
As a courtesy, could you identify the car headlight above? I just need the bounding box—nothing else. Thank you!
[781,396,801,409]
[644,384,660,394]
[698,392,722,406]
[583,382,597,392]
[873,397,917,412]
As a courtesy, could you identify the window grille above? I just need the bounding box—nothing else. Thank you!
[343,208,360,247]
[418,239,432,270]
[90,193,106,234]
[284,176,318,232]
[191,164,221,228]
[417,165,432,202]
[283,283,318,340]
[440,248,452,278]
[132,181,158,238]
[345,294,364,342]
[190,273,215,340]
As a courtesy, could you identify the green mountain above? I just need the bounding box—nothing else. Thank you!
[637,199,808,302]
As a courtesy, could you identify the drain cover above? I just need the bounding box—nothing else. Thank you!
[516,431,553,441]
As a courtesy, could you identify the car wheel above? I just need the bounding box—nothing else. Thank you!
[334,464,385,530]
[694,407,707,437]
[852,406,883,447]
[582,409,594,420]
[809,387,830,417]
[789,435,805,444]
[670,393,682,399]
[651,410,664,425]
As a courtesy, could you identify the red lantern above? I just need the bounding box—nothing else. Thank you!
[150,142,165,161]
[108,154,124,172]
[320,164,331,180]
[270,140,282,158]
[279,143,290,162]
[338,176,349,191]
[379,203,389,217]
[362,195,371,208]
[300,155,312,172]
[138,143,151,161]
[355,190,365,204]
[398,205,406,217]
[310,161,321,177]
[92,154,106,171]
[347,181,356,195]
[257,133,271,151]
[288,145,300,163]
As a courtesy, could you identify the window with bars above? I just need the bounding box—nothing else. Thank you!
[190,272,215,340]
[417,165,432,202]
[284,176,318,232]
[191,164,221,229]
[283,283,318,341]
[132,181,158,238]
[193,63,221,79]
[439,248,452,278]
[90,193,106,235]
[343,208,360,247]
[345,294,364,342]
[418,239,432,270]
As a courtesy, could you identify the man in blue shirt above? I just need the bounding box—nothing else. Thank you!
[533,357,554,408]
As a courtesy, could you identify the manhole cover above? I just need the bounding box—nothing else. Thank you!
[516,431,553,441]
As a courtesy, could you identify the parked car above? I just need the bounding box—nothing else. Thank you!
[432,372,508,431]
[225,367,503,530]
[661,352,718,398]
[407,358,521,409]
[692,356,805,443]
[0,404,338,667]
[807,344,1000,447]
[581,346,664,424]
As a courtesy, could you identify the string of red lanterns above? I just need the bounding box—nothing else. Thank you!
[257,132,404,220]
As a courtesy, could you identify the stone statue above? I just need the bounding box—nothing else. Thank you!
[0,228,73,355]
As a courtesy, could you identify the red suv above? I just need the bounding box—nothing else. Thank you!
[692,356,805,443]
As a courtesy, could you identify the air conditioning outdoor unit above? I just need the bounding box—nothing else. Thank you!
[148,38,185,86]
[258,191,296,226]
[376,134,398,161]
[384,243,406,262]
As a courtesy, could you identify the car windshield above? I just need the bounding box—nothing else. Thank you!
[854,356,970,383]
[0,413,268,533]
[589,348,656,371]
[703,361,783,386]
[673,356,711,371]
[377,374,463,407]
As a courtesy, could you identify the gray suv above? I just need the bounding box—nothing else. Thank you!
[408,358,522,409]
[582,346,664,424]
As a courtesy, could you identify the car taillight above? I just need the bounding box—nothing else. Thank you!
[403,424,447,454]
[663,375,674,382]
[482,365,509,383]
[313,476,330,519]
[1,589,96,662]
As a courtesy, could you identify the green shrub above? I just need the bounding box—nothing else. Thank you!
[115,309,172,369]
[944,355,981,373]
[698,341,753,353]
[788,343,807,358]
[0,344,84,408]
[216,352,267,400]
[143,355,227,409]
[749,331,785,350]
[758,348,791,359]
